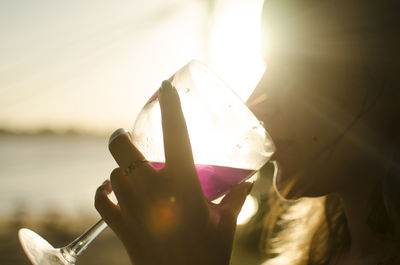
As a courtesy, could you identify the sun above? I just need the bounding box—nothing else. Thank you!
[207,0,266,102]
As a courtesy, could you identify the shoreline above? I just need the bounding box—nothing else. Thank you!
[0,127,106,137]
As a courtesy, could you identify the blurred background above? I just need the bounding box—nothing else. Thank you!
[0,0,274,264]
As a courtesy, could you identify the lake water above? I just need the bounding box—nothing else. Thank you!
[0,135,117,218]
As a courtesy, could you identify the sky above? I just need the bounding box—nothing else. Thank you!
[0,0,265,135]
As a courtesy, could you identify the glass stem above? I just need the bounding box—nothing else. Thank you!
[61,219,108,264]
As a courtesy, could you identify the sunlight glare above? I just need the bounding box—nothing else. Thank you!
[237,194,258,225]
[208,0,265,102]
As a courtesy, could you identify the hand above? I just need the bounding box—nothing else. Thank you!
[95,80,253,265]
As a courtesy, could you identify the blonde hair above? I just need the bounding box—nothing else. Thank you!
[262,197,326,265]
[261,164,400,265]
[261,193,350,265]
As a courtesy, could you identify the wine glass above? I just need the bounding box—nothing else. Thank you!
[18,60,275,265]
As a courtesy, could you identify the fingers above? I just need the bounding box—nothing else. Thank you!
[220,182,254,218]
[95,180,122,232]
[110,167,153,222]
[217,182,253,247]
[110,168,132,208]
[108,129,153,175]
[159,80,195,171]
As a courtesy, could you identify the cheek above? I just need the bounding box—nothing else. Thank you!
[251,63,364,198]
[270,94,357,198]
[273,129,343,199]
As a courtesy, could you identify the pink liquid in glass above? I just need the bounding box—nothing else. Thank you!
[151,162,254,201]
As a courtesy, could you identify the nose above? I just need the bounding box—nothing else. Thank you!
[247,72,268,109]
[246,71,279,124]
[246,70,283,147]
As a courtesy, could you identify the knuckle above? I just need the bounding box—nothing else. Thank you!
[95,185,105,199]
[110,168,123,183]
[95,185,102,194]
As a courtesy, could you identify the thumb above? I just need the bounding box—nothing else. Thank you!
[220,181,254,217]
[216,182,254,250]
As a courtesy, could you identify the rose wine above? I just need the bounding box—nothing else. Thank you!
[151,162,254,201]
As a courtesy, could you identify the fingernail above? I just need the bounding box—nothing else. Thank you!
[161,80,173,93]
[109,128,129,145]
[102,179,110,185]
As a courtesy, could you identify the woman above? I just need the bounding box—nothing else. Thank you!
[95,0,400,264]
